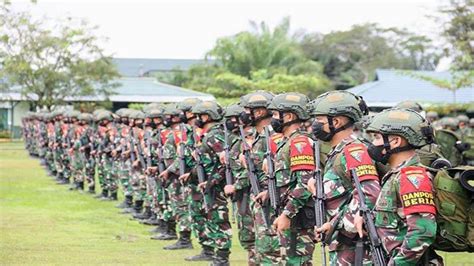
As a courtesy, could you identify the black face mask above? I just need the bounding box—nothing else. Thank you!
[312,121,333,142]
[149,122,157,128]
[367,143,389,164]
[225,119,238,131]
[240,112,252,126]
[163,118,172,127]
[179,113,187,123]
[271,118,283,133]
[195,118,206,128]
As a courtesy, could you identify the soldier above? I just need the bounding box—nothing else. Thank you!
[150,104,181,241]
[68,110,86,191]
[307,90,381,265]
[189,101,232,266]
[114,108,134,208]
[267,93,317,265]
[78,113,96,194]
[221,103,257,264]
[436,117,466,167]
[364,108,442,265]
[240,91,284,265]
[457,114,471,140]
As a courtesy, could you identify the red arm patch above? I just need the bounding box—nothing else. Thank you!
[270,133,283,153]
[344,143,379,182]
[399,166,436,216]
[290,135,315,172]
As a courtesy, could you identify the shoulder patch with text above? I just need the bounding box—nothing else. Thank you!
[400,166,436,215]
[290,135,315,172]
[344,143,379,182]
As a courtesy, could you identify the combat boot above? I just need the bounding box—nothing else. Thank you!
[132,200,143,214]
[109,191,118,200]
[76,181,84,191]
[99,189,109,200]
[116,195,133,208]
[141,213,160,225]
[163,231,193,250]
[87,185,95,194]
[211,249,230,266]
[68,181,78,190]
[150,220,177,240]
[133,206,152,220]
[184,246,214,261]
[149,219,167,234]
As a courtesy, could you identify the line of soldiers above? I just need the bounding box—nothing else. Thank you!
[22,91,474,266]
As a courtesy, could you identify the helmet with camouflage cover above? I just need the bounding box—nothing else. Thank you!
[115,108,131,118]
[79,113,93,122]
[470,118,474,127]
[224,103,245,118]
[395,100,423,113]
[96,110,113,122]
[162,104,181,116]
[308,90,368,122]
[241,91,274,109]
[143,103,163,113]
[366,108,434,148]
[146,108,164,119]
[129,110,145,120]
[268,92,310,120]
[426,111,438,119]
[457,114,469,124]
[192,101,223,121]
[440,117,459,129]
[177,98,202,112]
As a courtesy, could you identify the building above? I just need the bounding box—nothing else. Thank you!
[348,69,474,111]
[0,58,214,138]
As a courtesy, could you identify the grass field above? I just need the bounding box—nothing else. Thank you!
[0,141,473,265]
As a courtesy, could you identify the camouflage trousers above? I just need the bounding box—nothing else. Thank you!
[96,156,105,190]
[235,191,256,264]
[102,155,118,193]
[72,154,85,183]
[251,200,281,265]
[118,160,132,196]
[328,235,372,265]
[189,186,232,250]
[45,149,56,173]
[130,169,147,201]
[280,227,315,266]
[168,177,192,233]
[85,156,95,190]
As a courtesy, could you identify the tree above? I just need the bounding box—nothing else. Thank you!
[437,0,474,70]
[0,7,119,110]
[300,23,440,89]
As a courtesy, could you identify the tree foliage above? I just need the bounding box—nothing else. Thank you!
[300,23,441,89]
[0,7,120,110]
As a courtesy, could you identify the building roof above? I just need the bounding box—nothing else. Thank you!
[113,58,213,77]
[348,69,474,107]
[1,77,215,103]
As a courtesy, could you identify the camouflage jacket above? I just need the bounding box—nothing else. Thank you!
[375,155,437,265]
[323,135,381,250]
[274,130,315,219]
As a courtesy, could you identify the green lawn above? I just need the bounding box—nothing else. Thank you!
[0,141,472,265]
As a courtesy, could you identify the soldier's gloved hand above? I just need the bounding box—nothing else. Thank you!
[239,154,247,169]
[219,151,225,164]
[253,190,268,203]
[307,177,316,195]
[178,173,190,183]
[315,222,332,242]
[354,212,365,238]
[262,158,268,174]
[159,169,170,181]
[224,184,235,195]
[198,181,207,191]
[146,166,157,175]
[273,213,291,234]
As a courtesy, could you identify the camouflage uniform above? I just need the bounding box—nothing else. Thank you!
[366,108,441,265]
[309,91,381,265]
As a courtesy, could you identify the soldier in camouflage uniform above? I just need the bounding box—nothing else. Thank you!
[114,108,134,208]
[268,93,317,265]
[78,113,96,194]
[150,104,181,241]
[190,101,232,265]
[365,108,442,265]
[68,111,86,191]
[240,91,284,265]
[308,90,381,265]
[222,103,257,264]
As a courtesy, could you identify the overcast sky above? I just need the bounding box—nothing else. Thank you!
[11,0,444,59]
